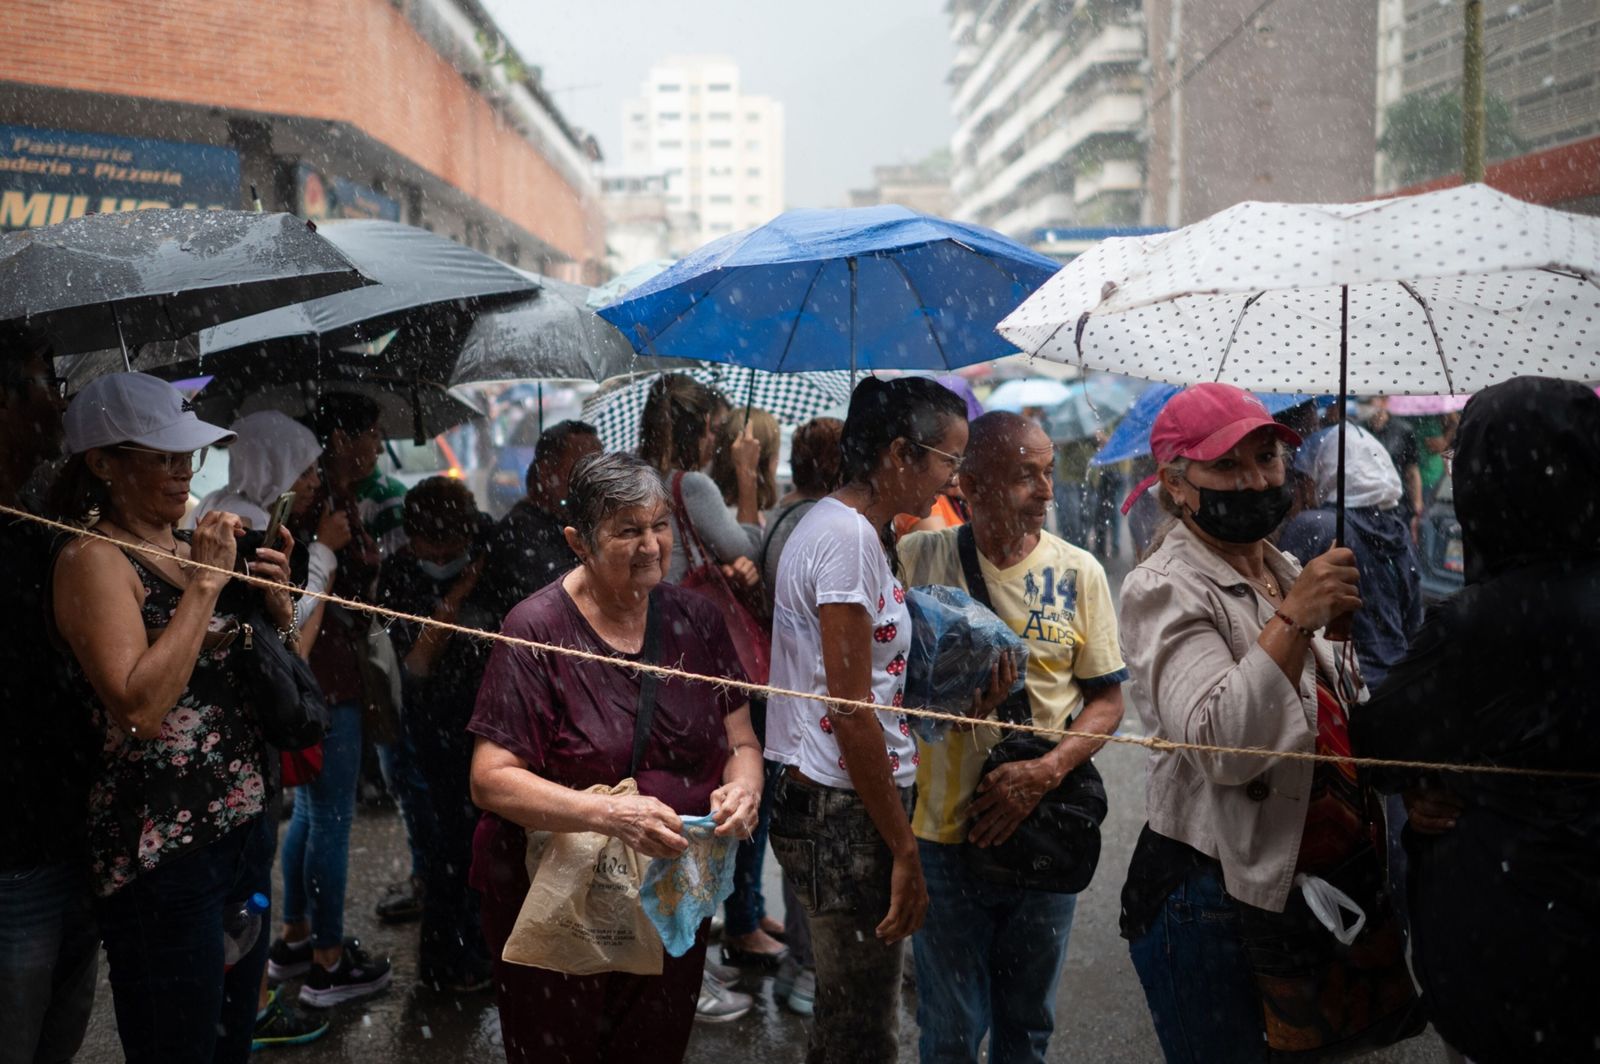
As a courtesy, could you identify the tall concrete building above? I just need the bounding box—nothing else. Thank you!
[1375,0,1600,193]
[620,56,785,247]
[848,155,954,216]
[945,0,1146,243]
[1144,0,1377,226]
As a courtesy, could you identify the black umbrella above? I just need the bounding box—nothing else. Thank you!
[198,219,537,366]
[0,209,371,356]
[449,270,684,387]
[189,371,485,441]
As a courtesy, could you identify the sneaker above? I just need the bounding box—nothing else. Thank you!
[375,876,425,924]
[253,988,330,1049]
[786,967,816,1016]
[773,955,816,1015]
[266,936,313,983]
[297,940,393,1008]
[703,957,741,986]
[694,969,752,1023]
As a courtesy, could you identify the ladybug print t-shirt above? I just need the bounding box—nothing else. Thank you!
[766,498,917,788]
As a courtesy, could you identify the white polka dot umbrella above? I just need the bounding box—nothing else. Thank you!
[995,183,1600,539]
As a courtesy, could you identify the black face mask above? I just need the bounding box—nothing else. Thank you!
[1183,480,1293,544]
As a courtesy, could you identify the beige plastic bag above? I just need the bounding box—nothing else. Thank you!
[501,779,665,976]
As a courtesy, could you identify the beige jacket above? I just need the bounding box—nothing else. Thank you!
[1120,522,1342,913]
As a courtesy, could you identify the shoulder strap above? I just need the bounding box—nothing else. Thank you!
[629,590,662,778]
[955,525,1031,727]
[758,499,817,577]
[669,471,707,570]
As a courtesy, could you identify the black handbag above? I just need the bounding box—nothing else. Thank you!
[236,604,330,751]
[956,525,1107,894]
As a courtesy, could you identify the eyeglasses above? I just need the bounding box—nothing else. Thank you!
[915,441,965,467]
[2,375,68,399]
[116,445,209,474]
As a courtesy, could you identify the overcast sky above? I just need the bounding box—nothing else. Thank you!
[481,0,955,207]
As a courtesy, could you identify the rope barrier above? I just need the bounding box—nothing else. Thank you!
[7,501,1598,783]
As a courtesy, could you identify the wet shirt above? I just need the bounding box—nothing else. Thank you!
[0,516,93,871]
[468,580,745,814]
[765,497,917,788]
[900,528,1126,844]
[81,540,267,896]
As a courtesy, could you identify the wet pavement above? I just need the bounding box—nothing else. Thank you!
[73,738,1448,1062]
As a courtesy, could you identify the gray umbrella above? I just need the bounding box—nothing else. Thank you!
[0,209,371,356]
[191,370,485,441]
[449,271,661,385]
[198,219,536,370]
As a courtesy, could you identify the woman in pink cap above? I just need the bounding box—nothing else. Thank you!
[1114,384,1420,1061]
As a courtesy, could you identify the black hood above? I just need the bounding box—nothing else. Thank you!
[1454,376,1600,583]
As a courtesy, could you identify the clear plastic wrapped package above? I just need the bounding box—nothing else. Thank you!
[904,585,1029,742]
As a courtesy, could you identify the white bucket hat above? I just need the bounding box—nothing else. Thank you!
[64,372,235,456]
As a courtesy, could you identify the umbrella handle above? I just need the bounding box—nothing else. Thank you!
[1326,283,1353,644]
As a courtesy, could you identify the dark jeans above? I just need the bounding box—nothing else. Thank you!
[912,840,1077,1064]
[0,861,98,1064]
[404,697,487,983]
[1127,863,1265,1064]
[95,816,275,1064]
[724,704,773,938]
[769,769,914,1064]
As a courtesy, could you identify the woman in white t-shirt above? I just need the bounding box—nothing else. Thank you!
[766,376,1006,1064]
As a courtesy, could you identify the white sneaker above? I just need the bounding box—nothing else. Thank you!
[695,969,753,1023]
[703,957,741,985]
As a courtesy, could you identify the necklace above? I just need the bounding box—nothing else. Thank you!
[105,519,181,559]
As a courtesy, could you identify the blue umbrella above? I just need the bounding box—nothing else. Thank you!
[596,206,1062,373]
[1091,385,1328,466]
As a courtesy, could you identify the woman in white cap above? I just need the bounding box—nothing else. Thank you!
[47,372,297,1064]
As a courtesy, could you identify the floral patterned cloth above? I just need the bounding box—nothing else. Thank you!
[83,538,266,896]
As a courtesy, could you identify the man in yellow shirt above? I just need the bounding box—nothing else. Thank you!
[900,411,1126,1064]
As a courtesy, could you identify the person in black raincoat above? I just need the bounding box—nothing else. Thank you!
[1352,376,1600,1063]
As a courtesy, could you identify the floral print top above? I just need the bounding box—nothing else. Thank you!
[84,539,267,896]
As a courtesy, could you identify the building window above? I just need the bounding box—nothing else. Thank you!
[658,83,681,92]
[658,111,681,121]
[709,139,733,149]
[746,141,762,151]
[747,195,762,205]
[667,195,683,205]
[746,111,762,121]
[746,167,762,177]
[710,194,733,204]
[710,112,732,121]
[658,139,683,149]
[708,82,732,92]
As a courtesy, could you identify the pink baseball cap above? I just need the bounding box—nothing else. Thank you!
[1120,383,1302,514]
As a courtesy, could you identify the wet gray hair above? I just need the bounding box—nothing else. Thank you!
[567,451,669,547]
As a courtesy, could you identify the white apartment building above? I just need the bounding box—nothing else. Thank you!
[620,55,785,248]
[946,0,1146,240]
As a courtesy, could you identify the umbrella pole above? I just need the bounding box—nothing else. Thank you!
[848,256,858,388]
[1336,284,1349,545]
[538,381,544,437]
[113,304,131,371]
[744,366,756,420]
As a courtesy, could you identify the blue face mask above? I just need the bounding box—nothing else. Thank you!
[417,554,470,582]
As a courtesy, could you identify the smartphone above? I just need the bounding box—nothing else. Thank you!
[261,491,295,550]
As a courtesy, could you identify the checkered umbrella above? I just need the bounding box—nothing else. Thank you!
[582,365,853,455]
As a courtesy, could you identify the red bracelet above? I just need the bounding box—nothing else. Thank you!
[1274,610,1316,639]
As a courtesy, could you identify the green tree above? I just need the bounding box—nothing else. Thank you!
[1378,91,1527,184]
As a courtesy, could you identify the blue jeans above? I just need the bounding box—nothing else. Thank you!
[724,758,779,937]
[95,816,274,1064]
[281,700,362,948]
[375,730,433,882]
[1127,864,1266,1064]
[912,840,1077,1064]
[0,862,98,1064]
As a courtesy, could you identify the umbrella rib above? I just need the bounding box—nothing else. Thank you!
[645,267,751,355]
[886,255,954,369]
[1213,291,1265,383]
[1396,281,1456,395]
[772,262,829,374]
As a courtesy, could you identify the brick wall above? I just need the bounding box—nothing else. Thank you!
[0,0,601,264]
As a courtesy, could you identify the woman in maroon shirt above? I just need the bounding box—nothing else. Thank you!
[469,452,763,1064]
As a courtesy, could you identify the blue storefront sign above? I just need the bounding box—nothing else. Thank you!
[296,163,400,221]
[0,124,240,230]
